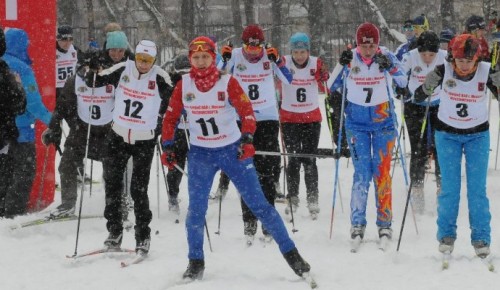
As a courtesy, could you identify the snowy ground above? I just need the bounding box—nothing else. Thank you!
[2,97,500,290]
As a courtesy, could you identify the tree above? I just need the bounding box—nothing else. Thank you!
[308,0,324,56]
[272,0,284,48]
[231,0,244,44]
[243,0,255,24]
[181,0,196,41]
[441,0,455,30]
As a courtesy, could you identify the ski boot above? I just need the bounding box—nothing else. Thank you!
[183,259,205,280]
[438,237,455,253]
[135,236,151,255]
[244,221,257,246]
[472,241,490,258]
[104,232,123,249]
[283,248,311,277]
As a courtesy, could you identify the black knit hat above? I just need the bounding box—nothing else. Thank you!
[57,25,73,40]
[174,53,190,73]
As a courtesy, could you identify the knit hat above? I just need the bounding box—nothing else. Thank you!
[439,28,455,43]
[57,25,73,40]
[188,36,216,59]
[289,32,310,51]
[450,34,479,59]
[174,53,191,73]
[105,31,128,50]
[356,22,380,45]
[242,25,265,45]
[417,31,440,53]
[403,19,413,29]
[136,40,157,58]
[465,15,486,32]
[413,15,430,31]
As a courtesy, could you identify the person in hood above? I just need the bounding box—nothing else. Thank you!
[2,28,51,218]
[0,26,27,218]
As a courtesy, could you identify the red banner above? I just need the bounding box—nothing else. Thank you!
[0,0,57,211]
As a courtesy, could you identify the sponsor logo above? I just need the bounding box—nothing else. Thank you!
[72,52,76,58]
[263,61,270,70]
[414,66,422,73]
[121,75,130,83]
[185,92,196,102]
[77,86,87,92]
[445,79,456,88]
[106,85,113,93]
[351,66,361,74]
[236,63,247,71]
[478,82,485,91]
[218,91,225,101]
[310,69,316,76]
[148,80,156,90]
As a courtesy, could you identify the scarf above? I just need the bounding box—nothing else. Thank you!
[190,62,220,92]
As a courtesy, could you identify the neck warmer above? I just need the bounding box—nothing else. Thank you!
[242,47,264,63]
[189,62,220,92]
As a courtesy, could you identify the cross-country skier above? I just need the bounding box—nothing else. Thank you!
[400,30,448,213]
[161,36,313,282]
[329,22,407,244]
[414,33,500,258]
[85,40,173,255]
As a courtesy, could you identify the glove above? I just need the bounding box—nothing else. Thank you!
[316,62,330,82]
[89,54,100,71]
[238,133,255,160]
[395,86,411,102]
[266,46,280,63]
[161,144,177,170]
[374,53,393,72]
[490,70,500,88]
[422,70,442,96]
[41,128,62,147]
[339,50,353,66]
[221,45,233,62]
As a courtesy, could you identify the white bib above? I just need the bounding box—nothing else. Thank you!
[346,48,394,106]
[406,49,447,102]
[182,74,241,148]
[438,62,490,129]
[281,55,320,113]
[231,47,276,110]
[75,76,114,125]
[113,61,163,130]
[56,45,78,88]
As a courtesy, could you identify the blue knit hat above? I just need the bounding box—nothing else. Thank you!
[106,31,128,50]
[439,28,455,43]
[290,32,310,51]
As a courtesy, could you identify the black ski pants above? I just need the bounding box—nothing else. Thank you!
[103,130,154,241]
[404,102,441,186]
[281,122,321,203]
[240,120,281,233]
[167,128,189,199]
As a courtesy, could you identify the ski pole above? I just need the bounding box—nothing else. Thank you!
[156,138,161,218]
[279,121,298,233]
[35,145,50,212]
[495,101,500,170]
[89,160,93,197]
[70,72,96,258]
[215,193,222,235]
[329,64,347,239]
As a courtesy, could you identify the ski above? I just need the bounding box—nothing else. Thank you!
[246,235,255,247]
[480,256,495,272]
[66,247,135,259]
[378,236,390,252]
[441,251,451,270]
[310,212,318,220]
[350,236,362,253]
[258,235,273,247]
[302,272,318,289]
[10,214,103,230]
[120,252,147,268]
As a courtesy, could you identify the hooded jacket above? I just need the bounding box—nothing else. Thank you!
[3,28,51,142]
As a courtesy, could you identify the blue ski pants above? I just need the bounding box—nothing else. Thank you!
[435,130,491,245]
[186,141,295,260]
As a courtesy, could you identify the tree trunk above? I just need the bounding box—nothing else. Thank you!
[440,0,454,30]
[308,0,324,56]
[231,0,243,44]
[181,0,195,41]
[243,0,255,25]
[87,0,95,41]
[271,0,283,48]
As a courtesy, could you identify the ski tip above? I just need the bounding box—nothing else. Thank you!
[175,219,179,224]
[120,261,128,268]
[302,272,318,289]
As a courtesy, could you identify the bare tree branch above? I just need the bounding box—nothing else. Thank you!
[364,0,406,43]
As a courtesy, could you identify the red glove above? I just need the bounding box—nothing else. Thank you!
[161,149,177,170]
[266,46,280,63]
[238,133,255,160]
[221,45,233,62]
[316,62,330,83]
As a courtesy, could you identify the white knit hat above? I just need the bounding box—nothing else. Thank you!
[135,40,157,58]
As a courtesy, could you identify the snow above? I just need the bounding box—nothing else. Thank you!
[2,97,500,290]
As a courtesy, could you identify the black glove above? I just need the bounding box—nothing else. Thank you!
[374,53,393,72]
[221,43,233,63]
[89,54,100,71]
[395,86,411,102]
[169,72,182,86]
[339,50,353,66]
[41,128,62,147]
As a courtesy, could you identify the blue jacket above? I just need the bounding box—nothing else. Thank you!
[3,28,51,143]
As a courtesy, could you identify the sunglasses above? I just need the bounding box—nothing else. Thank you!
[189,41,214,53]
[243,43,263,53]
[402,26,414,32]
[136,54,155,65]
[59,37,73,41]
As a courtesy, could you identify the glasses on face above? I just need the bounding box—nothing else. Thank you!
[243,42,263,53]
[59,37,73,41]
[402,26,414,32]
[136,54,155,65]
[189,41,214,53]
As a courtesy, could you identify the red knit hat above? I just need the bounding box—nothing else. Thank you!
[450,34,479,59]
[356,22,380,45]
[188,36,216,59]
[242,25,265,45]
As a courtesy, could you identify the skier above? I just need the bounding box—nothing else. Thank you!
[165,52,192,215]
[279,32,329,217]
[219,24,291,242]
[85,40,173,255]
[329,22,407,244]
[464,15,489,61]
[42,31,130,218]
[400,31,448,213]
[394,19,416,61]
[55,25,81,94]
[439,28,456,51]
[2,28,52,218]
[408,15,430,51]
[0,26,27,218]
[161,36,313,282]
[414,33,500,258]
